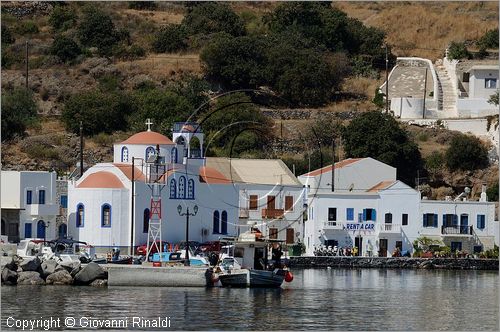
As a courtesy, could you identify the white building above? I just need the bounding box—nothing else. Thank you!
[300,158,497,256]
[206,157,306,244]
[67,122,304,253]
[1,171,60,242]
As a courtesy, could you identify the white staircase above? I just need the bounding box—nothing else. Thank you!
[434,62,457,115]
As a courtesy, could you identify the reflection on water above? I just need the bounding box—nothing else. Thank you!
[1,269,498,330]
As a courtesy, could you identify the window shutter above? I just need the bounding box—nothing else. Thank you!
[443,214,446,226]
[423,214,427,227]
[453,214,458,226]
[373,210,377,221]
[362,209,366,221]
[434,214,438,227]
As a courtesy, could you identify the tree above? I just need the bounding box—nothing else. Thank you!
[445,134,489,171]
[62,90,134,135]
[342,112,423,184]
[152,24,188,53]
[199,93,272,156]
[447,41,472,60]
[1,88,38,141]
[77,6,120,55]
[49,35,81,63]
[477,28,499,49]
[49,5,77,31]
[182,2,245,37]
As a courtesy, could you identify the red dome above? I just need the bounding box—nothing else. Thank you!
[121,131,173,145]
[77,171,125,189]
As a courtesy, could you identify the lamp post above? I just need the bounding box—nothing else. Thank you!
[177,204,198,266]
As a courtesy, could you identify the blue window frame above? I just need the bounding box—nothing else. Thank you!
[101,204,111,227]
[24,223,32,238]
[221,211,228,234]
[145,146,155,161]
[121,146,129,162]
[37,220,46,238]
[187,179,195,199]
[38,190,46,204]
[460,214,468,226]
[171,147,178,163]
[26,190,32,205]
[346,208,354,221]
[178,176,186,198]
[477,215,486,229]
[143,208,150,233]
[213,211,220,234]
[76,204,84,228]
[423,213,438,227]
[60,195,68,208]
[362,208,376,221]
[169,179,177,199]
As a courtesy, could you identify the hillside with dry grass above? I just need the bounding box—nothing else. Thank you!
[1,1,498,201]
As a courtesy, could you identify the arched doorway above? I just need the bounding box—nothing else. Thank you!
[58,224,67,238]
[189,136,201,158]
[37,220,46,239]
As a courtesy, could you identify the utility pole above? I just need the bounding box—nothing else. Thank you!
[422,67,428,119]
[25,40,29,89]
[331,139,335,192]
[130,157,135,256]
[385,44,389,112]
[79,121,84,177]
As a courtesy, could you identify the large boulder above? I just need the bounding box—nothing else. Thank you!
[3,256,19,271]
[1,267,18,285]
[19,257,41,272]
[59,261,81,277]
[46,270,73,285]
[74,262,106,285]
[90,279,108,287]
[17,271,45,285]
[41,260,58,278]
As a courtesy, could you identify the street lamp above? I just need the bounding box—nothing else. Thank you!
[177,204,198,266]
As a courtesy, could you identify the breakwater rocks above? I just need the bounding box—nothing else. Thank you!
[1,256,108,286]
[289,256,499,270]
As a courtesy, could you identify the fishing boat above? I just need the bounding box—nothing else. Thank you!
[151,249,209,266]
[215,230,293,288]
[17,238,88,263]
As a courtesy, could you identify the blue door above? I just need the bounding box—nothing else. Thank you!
[58,224,67,238]
[37,220,46,238]
[24,223,32,238]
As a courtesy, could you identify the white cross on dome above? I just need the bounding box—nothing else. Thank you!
[145,118,153,132]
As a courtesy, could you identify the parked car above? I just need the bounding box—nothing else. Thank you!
[136,241,171,256]
[199,241,227,253]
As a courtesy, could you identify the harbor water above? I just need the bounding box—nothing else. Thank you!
[1,268,498,330]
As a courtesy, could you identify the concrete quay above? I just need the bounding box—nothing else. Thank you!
[106,264,213,287]
[289,256,499,270]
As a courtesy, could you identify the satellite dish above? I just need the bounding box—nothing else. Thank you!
[464,187,470,194]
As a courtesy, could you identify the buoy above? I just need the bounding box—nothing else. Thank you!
[284,271,293,283]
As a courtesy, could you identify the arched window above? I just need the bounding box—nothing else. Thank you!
[76,204,84,228]
[58,224,67,238]
[213,211,220,234]
[178,176,186,198]
[101,204,111,227]
[171,147,178,163]
[145,146,155,161]
[37,220,46,238]
[187,179,195,199]
[143,209,150,233]
[385,213,393,223]
[121,146,129,162]
[221,211,228,234]
[169,179,177,199]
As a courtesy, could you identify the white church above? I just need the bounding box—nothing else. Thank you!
[67,121,306,253]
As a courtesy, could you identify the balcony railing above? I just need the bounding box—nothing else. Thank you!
[239,209,249,219]
[262,208,284,219]
[379,223,401,233]
[441,225,473,235]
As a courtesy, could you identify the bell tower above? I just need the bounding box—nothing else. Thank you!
[172,122,204,160]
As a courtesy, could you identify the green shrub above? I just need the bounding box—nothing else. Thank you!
[93,132,115,147]
[23,143,59,160]
[182,2,245,36]
[49,5,77,31]
[477,28,499,49]
[372,88,385,109]
[448,41,472,60]
[488,92,499,106]
[1,88,39,141]
[17,20,39,35]
[128,1,157,10]
[113,44,146,60]
[425,151,445,173]
[417,132,429,142]
[486,183,499,202]
[77,6,121,56]
[1,25,15,45]
[49,35,81,63]
[445,134,489,171]
[152,24,188,53]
